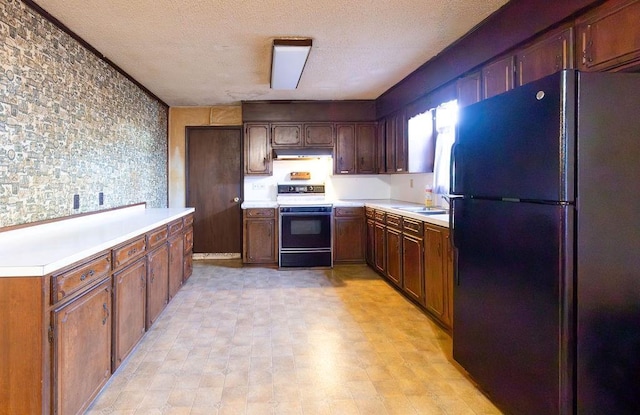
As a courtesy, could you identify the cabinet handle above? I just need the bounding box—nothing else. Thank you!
[128,247,137,256]
[102,302,109,325]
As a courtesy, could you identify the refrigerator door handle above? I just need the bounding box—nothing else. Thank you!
[449,142,458,195]
[449,197,459,286]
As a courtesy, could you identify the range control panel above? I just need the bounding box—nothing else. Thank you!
[277,184,325,194]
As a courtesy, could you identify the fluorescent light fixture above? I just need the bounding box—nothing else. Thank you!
[270,38,312,89]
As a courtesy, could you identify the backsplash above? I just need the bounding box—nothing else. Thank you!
[0,0,167,227]
[243,158,438,203]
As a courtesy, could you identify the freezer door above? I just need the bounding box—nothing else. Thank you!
[452,70,575,203]
[452,198,574,415]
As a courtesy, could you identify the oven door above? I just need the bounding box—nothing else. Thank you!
[279,211,332,249]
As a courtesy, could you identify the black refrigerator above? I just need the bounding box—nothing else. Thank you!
[451,70,640,415]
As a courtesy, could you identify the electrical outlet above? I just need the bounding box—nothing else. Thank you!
[73,194,80,210]
[99,192,104,206]
[251,183,266,190]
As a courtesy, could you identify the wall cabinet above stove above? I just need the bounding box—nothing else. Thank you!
[270,123,335,148]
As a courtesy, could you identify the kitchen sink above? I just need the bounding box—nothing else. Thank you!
[397,206,448,215]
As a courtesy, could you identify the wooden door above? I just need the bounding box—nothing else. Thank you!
[335,124,356,174]
[386,227,403,287]
[168,235,184,299]
[517,27,573,87]
[271,124,302,147]
[366,218,375,267]
[456,72,482,108]
[146,244,168,329]
[402,234,424,305]
[244,123,271,175]
[113,259,146,370]
[576,0,640,72]
[424,225,446,320]
[53,278,112,415]
[374,221,386,274]
[304,123,334,147]
[356,123,376,174]
[187,127,243,254]
[482,55,515,99]
[244,218,276,263]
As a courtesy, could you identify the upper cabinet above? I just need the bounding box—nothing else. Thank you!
[384,111,408,173]
[271,122,335,148]
[517,27,574,86]
[334,123,377,175]
[456,71,482,108]
[244,123,272,176]
[271,123,302,147]
[576,0,640,72]
[482,55,516,100]
[304,123,334,147]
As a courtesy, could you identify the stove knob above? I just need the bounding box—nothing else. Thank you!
[308,186,314,191]
[288,186,294,192]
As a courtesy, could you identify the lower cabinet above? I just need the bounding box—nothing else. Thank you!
[183,224,194,281]
[385,217,403,288]
[168,234,184,300]
[112,259,146,370]
[402,218,425,305]
[53,278,112,415]
[146,244,169,329]
[243,208,277,264]
[333,207,366,263]
[367,208,453,330]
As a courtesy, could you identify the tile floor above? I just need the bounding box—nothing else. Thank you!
[87,260,502,415]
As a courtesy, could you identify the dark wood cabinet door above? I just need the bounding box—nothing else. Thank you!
[394,111,408,173]
[385,114,396,173]
[374,221,386,274]
[146,244,169,329]
[456,72,482,108]
[168,235,184,299]
[366,218,375,267]
[402,235,425,305]
[244,123,271,175]
[244,218,276,263]
[335,123,356,174]
[53,278,112,415]
[304,123,334,147]
[517,27,573,87]
[482,55,515,99]
[386,227,403,288]
[424,225,446,321]
[334,215,366,263]
[356,123,377,174]
[113,259,146,370]
[576,0,640,72]
[376,120,386,173]
[271,124,302,147]
[183,226,193,281]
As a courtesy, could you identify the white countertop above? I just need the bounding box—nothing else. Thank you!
[242,199,450,228]
[0,205,194,277]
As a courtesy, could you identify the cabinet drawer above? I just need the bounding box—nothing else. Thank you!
[365,207,374,219]
[112,237,146,270]
[334,207,364,217]
[184,227,194,253]
[386,213,402,229]
[374,210,386,222]
[402,218,423,237]
[147,226,168,249]
[183,214,194,227]
[52,253,111,303]
[168,219,184,236]
[245,208,275,218]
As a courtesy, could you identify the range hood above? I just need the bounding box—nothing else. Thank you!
[273,148,333,160]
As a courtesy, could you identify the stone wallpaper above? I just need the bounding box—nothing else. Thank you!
[0,0,168,227]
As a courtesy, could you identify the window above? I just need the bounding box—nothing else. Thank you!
[432,100,458,196]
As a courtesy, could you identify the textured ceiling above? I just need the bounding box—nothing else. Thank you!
[33,0,509,106]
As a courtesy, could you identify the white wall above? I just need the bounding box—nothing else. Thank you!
[244,158,444,205]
